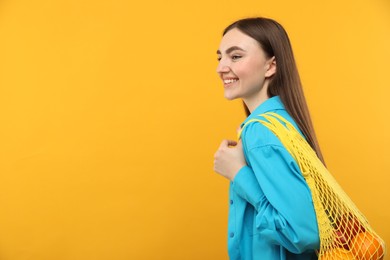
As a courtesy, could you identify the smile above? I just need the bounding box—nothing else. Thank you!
[223,78,239,84]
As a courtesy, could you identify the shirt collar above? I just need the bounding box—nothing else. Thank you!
[241,96,285,127]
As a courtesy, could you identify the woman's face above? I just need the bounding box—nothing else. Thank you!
[216,28,275,103]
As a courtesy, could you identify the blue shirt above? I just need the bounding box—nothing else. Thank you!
[227,96,320,260]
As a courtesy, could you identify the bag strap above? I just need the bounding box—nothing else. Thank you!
[237,112,296,140]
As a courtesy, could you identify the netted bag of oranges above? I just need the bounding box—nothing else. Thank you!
[241,113,386,260]
[319,213,385,259]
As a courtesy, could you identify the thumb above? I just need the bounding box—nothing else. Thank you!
[220,139,237,148]
[227,139,238,147]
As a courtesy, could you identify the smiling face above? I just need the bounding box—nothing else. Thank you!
[216,28,276,111]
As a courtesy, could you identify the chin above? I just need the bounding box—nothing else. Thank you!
[224,96,236,101]
[224,92,239,101]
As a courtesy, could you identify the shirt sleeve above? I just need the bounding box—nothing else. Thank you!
[232,122,320,254]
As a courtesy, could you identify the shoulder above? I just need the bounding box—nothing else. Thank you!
[240,110,297,151]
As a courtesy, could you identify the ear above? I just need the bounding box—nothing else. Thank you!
[265,56,276,78]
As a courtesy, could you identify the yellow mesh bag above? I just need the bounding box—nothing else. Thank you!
[239,112,386,260]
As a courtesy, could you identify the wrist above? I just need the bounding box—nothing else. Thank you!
[230,164,246,181]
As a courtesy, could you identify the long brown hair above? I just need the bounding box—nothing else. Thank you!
[223,17,325,164]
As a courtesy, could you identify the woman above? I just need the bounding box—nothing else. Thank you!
[213,17,322,260]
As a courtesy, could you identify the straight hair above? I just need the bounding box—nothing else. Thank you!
[223,17,325,165]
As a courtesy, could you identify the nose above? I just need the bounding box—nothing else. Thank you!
[216,59,230,74]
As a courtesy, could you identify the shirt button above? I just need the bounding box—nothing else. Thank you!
[229,232,234,238]
[230,200,233,205]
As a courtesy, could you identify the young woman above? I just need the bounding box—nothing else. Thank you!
[213,17,323,260]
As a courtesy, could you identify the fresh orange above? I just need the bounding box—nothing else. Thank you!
[336,214,365,242]
[321,247,355,259]
[350,232,384,260]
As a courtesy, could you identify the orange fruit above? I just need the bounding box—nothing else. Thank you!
[336,214,365,241]
[350,232,384,260]
[321,247,355,259]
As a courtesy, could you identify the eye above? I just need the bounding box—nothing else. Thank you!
[232,55,242,61]
[217,57,221,61]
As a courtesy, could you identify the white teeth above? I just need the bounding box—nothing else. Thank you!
[224,78,238,84]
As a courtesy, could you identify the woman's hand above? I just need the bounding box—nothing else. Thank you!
[214,139,247,180]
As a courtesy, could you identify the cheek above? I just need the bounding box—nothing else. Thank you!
[236,60,266,80]
[233,64,252,79]
[239,68,265,85]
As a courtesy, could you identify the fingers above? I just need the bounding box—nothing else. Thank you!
[215,139,238,162]
[214,137,246,180]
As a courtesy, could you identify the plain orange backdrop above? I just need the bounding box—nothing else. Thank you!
[0,0,389,259]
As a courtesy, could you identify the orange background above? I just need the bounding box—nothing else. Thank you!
[0,0,389,259]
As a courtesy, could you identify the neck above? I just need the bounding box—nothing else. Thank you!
[243,88,270,113]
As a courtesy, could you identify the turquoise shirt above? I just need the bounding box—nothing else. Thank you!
[228,96,320,260]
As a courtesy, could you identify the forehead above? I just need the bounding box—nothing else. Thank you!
[218,28,260,53]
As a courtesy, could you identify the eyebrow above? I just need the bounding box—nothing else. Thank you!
[216,46,245,55]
